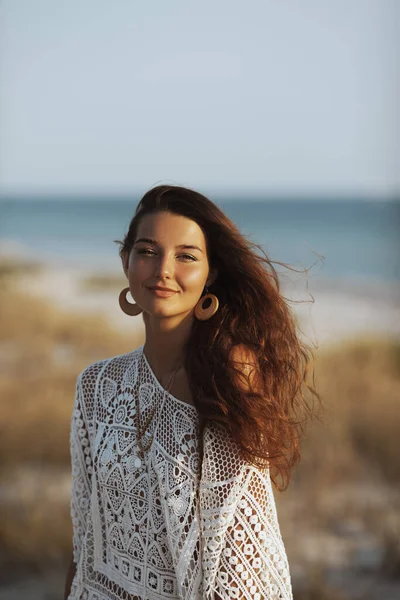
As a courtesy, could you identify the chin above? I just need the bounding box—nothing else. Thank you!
[146,305,192,320]
[142,303,176,316]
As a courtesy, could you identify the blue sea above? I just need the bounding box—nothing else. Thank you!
[0,197,399,284]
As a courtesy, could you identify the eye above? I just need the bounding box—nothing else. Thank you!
[179,254,197,261]
[135,248,196,261]
[136,248,156,256]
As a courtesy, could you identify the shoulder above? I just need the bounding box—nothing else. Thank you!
[77,346,142,389]
[230,344,257,366]
[75,347,143,421]
[229,344,260,392]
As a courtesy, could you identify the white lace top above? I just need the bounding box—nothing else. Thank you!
[68,345,293,600]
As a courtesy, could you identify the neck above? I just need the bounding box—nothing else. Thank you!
[142,312,193,380]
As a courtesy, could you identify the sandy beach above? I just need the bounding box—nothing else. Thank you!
[1,255,400,600]
[18,264,400,348]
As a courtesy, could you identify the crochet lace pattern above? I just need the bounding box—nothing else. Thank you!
[69,345,293,599]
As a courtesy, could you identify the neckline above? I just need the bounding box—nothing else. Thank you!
[140,345,198,414]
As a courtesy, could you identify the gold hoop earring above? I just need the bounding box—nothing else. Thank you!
[194,292,219,321]
[119,287,143,316]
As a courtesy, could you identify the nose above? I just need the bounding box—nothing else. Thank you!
[154,253,174,278]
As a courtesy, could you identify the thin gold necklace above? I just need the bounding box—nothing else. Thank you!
[134,354,180,468]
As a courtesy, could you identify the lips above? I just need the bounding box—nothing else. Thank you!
[147,287,178,298]
[148,286,177,292]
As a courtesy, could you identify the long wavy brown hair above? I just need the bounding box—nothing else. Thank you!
[118,184,318,490]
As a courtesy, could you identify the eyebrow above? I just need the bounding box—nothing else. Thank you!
[134,237,204,253]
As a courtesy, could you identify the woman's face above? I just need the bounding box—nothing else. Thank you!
[122,211,216,320]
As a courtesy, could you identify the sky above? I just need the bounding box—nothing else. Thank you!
[0,0,399,198]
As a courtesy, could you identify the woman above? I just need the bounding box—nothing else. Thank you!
[65,185,316,600]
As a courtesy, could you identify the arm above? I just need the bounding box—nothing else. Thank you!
[200,431,292,600]
[212,465,292,600]
[66,370,95,597]
[202,346,292,599]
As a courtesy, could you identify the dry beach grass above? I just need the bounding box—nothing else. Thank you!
[0,259,399,598]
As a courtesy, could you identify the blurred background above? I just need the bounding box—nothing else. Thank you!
[0,1,399,598]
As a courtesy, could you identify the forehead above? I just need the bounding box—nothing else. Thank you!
[135,211,207,247]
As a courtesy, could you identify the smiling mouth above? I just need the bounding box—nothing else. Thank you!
[147,288,178,298]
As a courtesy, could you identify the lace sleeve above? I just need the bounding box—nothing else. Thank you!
[213,466,293,600]
[69,364,101,565]
[199,424,293,600]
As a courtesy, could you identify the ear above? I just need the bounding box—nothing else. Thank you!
[206,267,217,288]
[121,251,130,278]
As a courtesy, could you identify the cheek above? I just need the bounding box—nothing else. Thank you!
[128,257,150,284]
[178,265,208,290]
